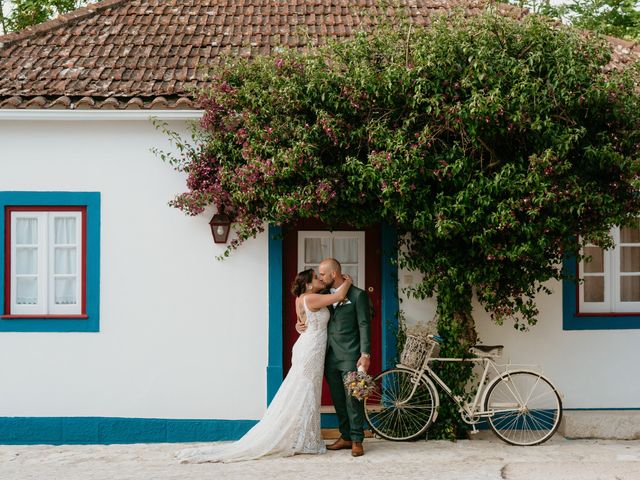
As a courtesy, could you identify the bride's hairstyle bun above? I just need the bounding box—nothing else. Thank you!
[291,269,314,297]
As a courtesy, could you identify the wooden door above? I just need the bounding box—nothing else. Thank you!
[283,220,382,405]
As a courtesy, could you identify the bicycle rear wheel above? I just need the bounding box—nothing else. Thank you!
[484,370,562,446]
[364,368,437,441]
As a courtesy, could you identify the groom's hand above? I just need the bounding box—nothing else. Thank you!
[295,319,307,334]
[356,355,371,373]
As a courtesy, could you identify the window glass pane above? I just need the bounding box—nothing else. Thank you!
[583,246,604,273]
[342,265,359,288]
[55,277,77,305]
[304,265,318,273]
[333,238,358,263]
[621,247,640,273]
[54,217,77,245]
[16,218,37,245]
[621,221,640,243]
[16,247,38,274]
[620,276,640,302]
[305,238,330,263]
[583,276,604,302]
[54,247,77,274]
[16,277,38,304]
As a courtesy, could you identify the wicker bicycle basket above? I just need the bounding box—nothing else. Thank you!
[400,335,436,369]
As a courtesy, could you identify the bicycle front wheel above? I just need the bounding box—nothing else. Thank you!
[364,368,437,441]
[484,370,562,446]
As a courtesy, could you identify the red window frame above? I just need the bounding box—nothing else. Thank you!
[2,206,88,319]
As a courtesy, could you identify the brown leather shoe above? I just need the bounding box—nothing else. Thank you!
[351,442,364,457]
[326,437,352,451]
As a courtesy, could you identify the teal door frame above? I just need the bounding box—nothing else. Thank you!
[266,223,399,404]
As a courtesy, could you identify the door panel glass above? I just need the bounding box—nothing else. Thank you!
[305,238,331,263]
[333,238,358,263]
[342,265,359,288]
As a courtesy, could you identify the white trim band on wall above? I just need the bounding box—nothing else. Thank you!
[0,110,204,121]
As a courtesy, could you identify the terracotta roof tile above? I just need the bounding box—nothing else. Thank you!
[0,0,636,110]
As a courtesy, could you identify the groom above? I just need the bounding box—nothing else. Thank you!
[299,258,371,457]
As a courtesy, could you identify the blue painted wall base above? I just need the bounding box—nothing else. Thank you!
[0,415,344,445]
[0,417,257,445]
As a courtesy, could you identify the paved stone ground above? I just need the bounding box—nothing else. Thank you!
[1,437,640,480]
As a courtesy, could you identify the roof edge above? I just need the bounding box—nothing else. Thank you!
[0,0,128,47]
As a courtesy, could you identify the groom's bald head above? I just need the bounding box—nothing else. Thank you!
[318,258,342,288]
[320,258,341,274]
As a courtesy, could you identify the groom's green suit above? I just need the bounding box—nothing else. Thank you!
[325,284,371,443]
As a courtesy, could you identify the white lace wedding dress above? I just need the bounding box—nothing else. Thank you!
[177,298,329,463]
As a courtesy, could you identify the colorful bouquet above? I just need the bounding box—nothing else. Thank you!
[343,368,377,401]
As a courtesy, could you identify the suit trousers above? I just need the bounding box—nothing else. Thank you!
[325,352,365,443]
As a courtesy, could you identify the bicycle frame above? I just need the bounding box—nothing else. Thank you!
[398,355,543,426]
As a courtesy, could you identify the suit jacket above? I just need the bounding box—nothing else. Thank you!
[326,285,371,365]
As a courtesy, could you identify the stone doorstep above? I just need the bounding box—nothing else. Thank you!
[561,410,640,440]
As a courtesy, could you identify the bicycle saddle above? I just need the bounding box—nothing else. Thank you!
[469,344,504,357]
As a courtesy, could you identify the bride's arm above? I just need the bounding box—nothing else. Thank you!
[305,276,352,311]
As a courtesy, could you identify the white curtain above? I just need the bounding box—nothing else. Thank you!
[16,247,37,275]
[342,265,359,288]
[583,246,604,303]
[54,248,76,275]
[55,278,77,305]
[333,238,358,263]
[15,218,38,305]
[16,277,38,305]
[54,217,76,244]
[305,238,331,264]
[53,217,78,305]
[16,218,37,244]
[584,277,604,302]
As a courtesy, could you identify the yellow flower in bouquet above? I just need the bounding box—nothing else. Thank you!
[343,370,377,401]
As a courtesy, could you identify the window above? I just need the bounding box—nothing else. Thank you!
[579,223,640,314]
[8,208,85,316]
[564,221,640,330]
[1,192,100,332]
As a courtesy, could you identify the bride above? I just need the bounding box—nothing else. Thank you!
[177,269,352,463]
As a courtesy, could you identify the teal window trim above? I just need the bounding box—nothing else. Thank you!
[563,256,640,330]
[0,192,100,332]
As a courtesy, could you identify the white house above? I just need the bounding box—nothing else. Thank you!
[0,0,639,444]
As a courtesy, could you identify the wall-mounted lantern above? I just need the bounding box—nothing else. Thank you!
[209,212,231,244]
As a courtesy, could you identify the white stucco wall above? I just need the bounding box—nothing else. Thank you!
[0,118,270,420]
[399,269,640,409]
[1,115,637,422]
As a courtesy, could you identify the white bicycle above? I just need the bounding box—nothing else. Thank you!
[364,335,563,446]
